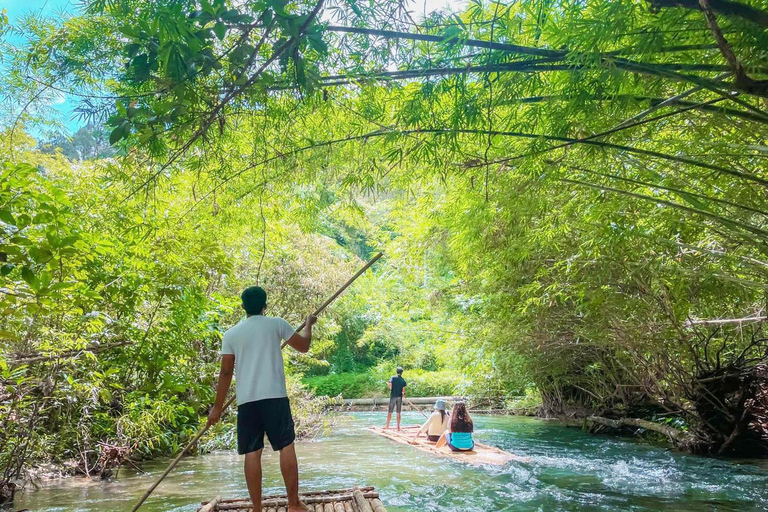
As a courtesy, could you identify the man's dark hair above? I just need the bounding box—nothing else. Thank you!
[241,286,267,315]
[396,366,403,375]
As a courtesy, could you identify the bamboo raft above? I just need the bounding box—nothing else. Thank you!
[368,426,530,466]
[198,486,387,512]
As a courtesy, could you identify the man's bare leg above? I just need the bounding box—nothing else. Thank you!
[396,411,401,431]
[279,443,307,512]
[384,410,392,429]
[244,449,263,512]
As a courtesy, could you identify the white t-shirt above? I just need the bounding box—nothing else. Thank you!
[221,315,296,405]
[419,410,449,436]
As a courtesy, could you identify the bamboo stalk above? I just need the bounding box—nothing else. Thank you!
[212,492,380,509]
[560,178,768,239]
[570,166,768,217]
[686,316,766,326]
[199,496,221,512]
[370,499,388,512]
[323,25,768,98]
[353,488,374,512]
[131,254,383,512]
[204,488,376,504]
[187,125,765,223]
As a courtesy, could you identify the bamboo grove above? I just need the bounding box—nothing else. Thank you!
[1,0,768,500]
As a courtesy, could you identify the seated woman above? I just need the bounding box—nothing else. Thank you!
[413,400,449,442]
[436,402,474,452]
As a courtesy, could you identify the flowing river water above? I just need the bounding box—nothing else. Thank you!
[8,412,768,511]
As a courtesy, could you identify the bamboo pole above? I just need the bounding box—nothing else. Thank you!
[281,252,383,349]
[405,398,429,419]
[131,253,383,512]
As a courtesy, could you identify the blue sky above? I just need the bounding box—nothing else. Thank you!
[1,0,463,136]
[2,0,81,133]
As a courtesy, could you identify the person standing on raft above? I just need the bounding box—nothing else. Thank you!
[207,286,317,512]
[413,399,449,442]
[384,366,407,430]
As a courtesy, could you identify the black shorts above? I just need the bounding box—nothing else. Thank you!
[388,396,402,413]
[237,397,296,454]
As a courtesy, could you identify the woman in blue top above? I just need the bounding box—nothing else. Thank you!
[436,402,474,452]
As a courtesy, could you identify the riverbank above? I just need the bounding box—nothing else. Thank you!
[323,391,543,416]
[9,412,768,512]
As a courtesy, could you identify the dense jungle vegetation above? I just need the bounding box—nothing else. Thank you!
[1,0,768,503]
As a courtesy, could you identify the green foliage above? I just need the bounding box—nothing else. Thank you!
[303,372,377,398]
[1,0,767,483]
[304,368,462,398]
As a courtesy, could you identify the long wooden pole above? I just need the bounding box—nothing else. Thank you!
[405,398,429,419]
[281,252,383,349]
[130,252,383,512]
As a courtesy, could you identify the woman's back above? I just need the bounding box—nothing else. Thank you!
[450,403,474,433]
[447,402,474,451]
[421,410,449,436]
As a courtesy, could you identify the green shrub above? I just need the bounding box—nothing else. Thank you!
[303,372,378,398]
[303,368,462,398]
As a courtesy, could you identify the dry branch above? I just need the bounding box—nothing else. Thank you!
[586,415,687,442]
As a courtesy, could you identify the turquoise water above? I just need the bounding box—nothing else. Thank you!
[8,412,768,511]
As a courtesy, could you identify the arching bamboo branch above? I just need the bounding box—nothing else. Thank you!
[560,177,768,240]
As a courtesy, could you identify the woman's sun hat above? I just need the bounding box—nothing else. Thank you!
[434,399,446,411]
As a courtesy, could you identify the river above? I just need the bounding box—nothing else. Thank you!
[8,412,768,511]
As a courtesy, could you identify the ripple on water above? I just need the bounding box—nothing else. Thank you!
[10,412,768,512]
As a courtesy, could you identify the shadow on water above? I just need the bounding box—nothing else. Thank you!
[7,412,768,511]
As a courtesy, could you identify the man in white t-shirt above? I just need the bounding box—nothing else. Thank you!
[207,286,316,512]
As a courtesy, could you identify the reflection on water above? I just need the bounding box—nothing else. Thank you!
[8,412,768,511]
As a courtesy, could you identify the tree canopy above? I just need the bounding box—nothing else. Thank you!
[1,0,768,497]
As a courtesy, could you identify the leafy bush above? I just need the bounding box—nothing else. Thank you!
[116,394,200,459]
[303,372,378,398]
[303,368,462,398]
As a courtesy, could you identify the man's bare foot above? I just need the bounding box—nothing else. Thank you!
[288,501,309,512]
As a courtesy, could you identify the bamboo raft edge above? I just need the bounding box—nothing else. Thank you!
[197,487,387,512]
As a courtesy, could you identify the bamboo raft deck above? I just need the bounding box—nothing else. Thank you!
[368,426,530,466]
[198,486,387,512]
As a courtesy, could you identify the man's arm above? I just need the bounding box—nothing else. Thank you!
[285,315,317,353]
[207,354,235,427]
[402,381,406,399]
[387,379,393,391]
